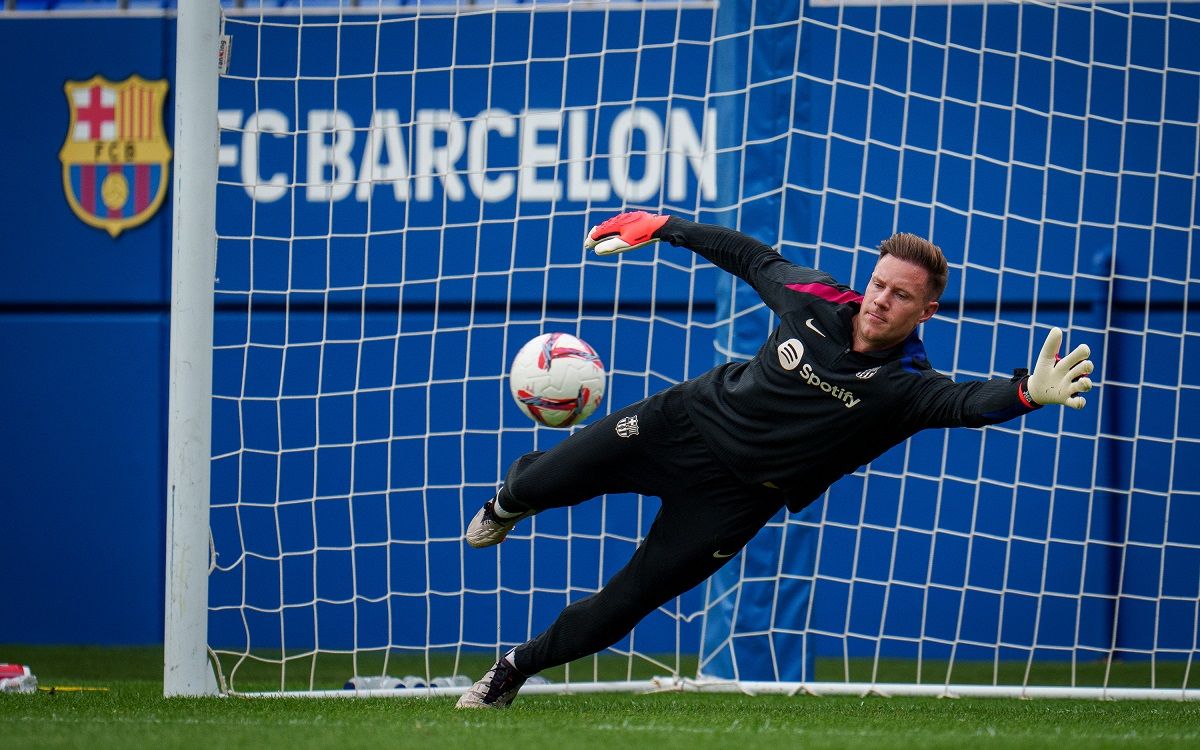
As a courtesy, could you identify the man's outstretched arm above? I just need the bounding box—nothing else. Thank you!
[586,212,778,282]
[910,327,1094,428]
[585,212,843,313]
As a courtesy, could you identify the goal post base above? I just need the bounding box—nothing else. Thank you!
[235,678,1200,702]
[690,680,1200,702]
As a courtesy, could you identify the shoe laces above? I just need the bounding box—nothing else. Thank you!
[481,499,503,525]
[482,658,524,703]
[483,499,528,528]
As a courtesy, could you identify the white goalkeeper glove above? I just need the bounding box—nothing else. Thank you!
[584,211,669,256]
[1024,327,1094,410]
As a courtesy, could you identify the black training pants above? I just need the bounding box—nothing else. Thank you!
[501,386,786,676]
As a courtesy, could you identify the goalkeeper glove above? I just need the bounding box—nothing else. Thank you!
[584,211,669,256]
[1023,327,1094,410]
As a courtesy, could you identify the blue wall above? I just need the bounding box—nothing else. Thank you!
[0,16,175,645]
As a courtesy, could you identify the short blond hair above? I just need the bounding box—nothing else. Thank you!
[878,233,948,302]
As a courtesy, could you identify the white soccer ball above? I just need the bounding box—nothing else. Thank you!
[509,333,606,428]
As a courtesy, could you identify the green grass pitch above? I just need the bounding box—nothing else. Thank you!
[2,645,1198,749]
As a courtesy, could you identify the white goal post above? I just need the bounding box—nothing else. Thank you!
[166,0,1200,699]
[164,0,221,697]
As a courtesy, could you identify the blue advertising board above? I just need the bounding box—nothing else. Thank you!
[0,16,175,646]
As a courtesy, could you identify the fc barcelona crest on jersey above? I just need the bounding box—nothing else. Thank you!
[59,75,171,237]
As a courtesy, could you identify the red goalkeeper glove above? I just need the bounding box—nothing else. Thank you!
[584,211,669,256]
[1025,327,1094,410]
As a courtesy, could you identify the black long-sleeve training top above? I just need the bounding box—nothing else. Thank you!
[655,217,1038,512]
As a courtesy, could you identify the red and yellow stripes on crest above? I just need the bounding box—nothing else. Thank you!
[116,84,161,141]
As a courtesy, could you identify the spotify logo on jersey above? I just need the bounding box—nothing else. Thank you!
[777,338,804,370]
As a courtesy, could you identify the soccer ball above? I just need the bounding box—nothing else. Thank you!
[509,333,606,428]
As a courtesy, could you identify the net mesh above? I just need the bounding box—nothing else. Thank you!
[205,0,1200,695]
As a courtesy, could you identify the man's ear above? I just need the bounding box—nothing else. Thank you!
[919,299,939,324]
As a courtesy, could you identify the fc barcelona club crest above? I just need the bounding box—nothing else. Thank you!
[59,75,171,237]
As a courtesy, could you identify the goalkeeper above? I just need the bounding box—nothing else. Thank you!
[457,212,1094,709]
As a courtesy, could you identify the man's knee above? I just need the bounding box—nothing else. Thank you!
[502,451,545,509]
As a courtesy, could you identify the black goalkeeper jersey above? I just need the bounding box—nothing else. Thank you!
[655,218,1038,512]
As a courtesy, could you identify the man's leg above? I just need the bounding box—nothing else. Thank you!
[457,480,783,707]
[463,454,542,548]
[511,487,782,675]
[466,400,652,548]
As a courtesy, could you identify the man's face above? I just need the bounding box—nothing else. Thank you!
[854,254,939,352]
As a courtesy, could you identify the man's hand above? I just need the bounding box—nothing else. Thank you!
[584,211,669,256]
[1026,327,1094,409]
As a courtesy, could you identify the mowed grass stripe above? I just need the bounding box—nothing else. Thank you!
[3,646,1200,749]
[5,691,1200,749]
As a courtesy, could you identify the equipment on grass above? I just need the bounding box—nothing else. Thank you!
[166,0,1200,701]
[0,664,37,694]
[509,333,607,428]
[344,675,471,690]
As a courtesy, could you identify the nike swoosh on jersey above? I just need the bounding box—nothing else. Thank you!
[712,550,736,559]
[805,318,826,337]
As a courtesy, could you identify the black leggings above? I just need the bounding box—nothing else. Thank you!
[501,388,785,675]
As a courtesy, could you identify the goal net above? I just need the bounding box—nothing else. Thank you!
[167,0,1200,699]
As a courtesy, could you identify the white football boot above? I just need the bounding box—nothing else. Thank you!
[455,656,528,709]
[465,498,533,548]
